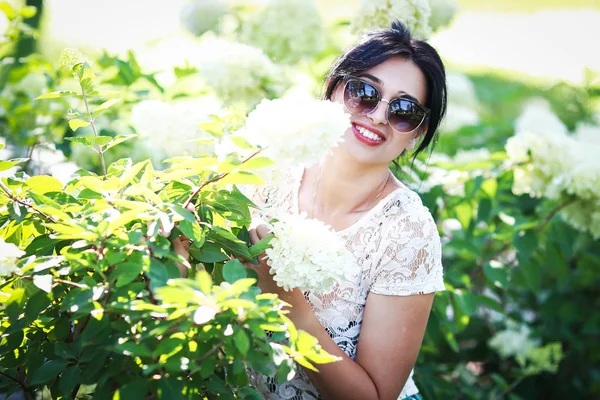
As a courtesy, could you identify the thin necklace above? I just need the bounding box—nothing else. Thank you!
[310,164,392,219]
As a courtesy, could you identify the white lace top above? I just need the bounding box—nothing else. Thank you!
[244,165,445,400]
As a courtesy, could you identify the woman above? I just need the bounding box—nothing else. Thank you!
[175,20,446,400]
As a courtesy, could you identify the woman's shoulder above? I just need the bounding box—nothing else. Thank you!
[380,181,437,229]
[370,184,445,296]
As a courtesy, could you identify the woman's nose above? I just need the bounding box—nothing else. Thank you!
[367,99,388,126]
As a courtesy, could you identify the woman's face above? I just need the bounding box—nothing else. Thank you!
[330,56,428,166]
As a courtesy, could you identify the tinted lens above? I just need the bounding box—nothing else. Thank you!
[344,79,379,114]
[388,98,426,133]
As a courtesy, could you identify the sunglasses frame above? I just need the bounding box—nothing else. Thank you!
[342,76,430,135]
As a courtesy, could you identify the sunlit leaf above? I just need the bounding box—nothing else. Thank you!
[69,119,90,131]
[36,90,80,99]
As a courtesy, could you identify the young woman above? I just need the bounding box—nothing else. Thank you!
[174,20,446,400]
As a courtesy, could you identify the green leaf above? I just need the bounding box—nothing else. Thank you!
[36,90,79,99]
[515,230,538,262]
[219,171,264,185]
[94,135,113,146]
[208,227,252,259]
[25,291,51,322]
[483,261,508,288]
[54,342,77,360]
[119,380,148,400]
[239,157,275,171]
[179,219,205,244]
[30,360,67,384]
[26,176,63,194]
[95,98,121,115]
[0,158,28,171]
[454,202,473,230]
[58,365,81,396]
[104,134,137,151]
[189,242,229,263]
[249,234,273,258]
[111,262,143,287]
[0,2,16,20]
[157,377,185,400]
[477,197,492,222]
[113,342,152,358]
[19,5,37,18]
[234,329,250,356]
[65,136,93,147]
[453,289,477,316]
[69,119,90,131]
[223,259,247,283]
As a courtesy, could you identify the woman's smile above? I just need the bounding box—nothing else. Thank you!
[352,122,387,146]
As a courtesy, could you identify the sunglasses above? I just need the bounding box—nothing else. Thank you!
[342,76,430,134]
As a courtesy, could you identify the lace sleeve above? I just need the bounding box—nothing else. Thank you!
[370,201,445,296]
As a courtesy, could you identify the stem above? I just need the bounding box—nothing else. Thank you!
[144,273,157,305]
[0,371,32,397]
[533,198,577,234]
[80,88,107,177]
[0,180,57,223]
[52,278,89,289]
[503,376,525,396]
[196,343,221,365]
[183,149,263,209]
[21,141,38,174]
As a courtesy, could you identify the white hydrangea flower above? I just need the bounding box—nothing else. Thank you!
[0,237,25,277]
[428,0,459,32]
[505,105,600,237]
[575,122,600,143]
[352,0,432,40]
[441,72,480,133]
[419,167,469,196]
[514,99,567,136]
[452,148,491,165]
[488,320,541,359]
[130,97,221,158]
[240,0,325,64]
[264,214,358,294]
[179,0,227,36]
[194,37,288,107]
[241,96,350,167]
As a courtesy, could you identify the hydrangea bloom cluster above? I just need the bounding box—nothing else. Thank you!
[352,0,432,40]
[488,320,541,359]
[441,72,481,133]
[416,148,492,197]
[505,101,600,238]
[194,37,287,107]
[264,214,358,294]
[240,0,325,64]
[130,97,221,158]
[59,48,90,73]
[0,238,25,277]
[428,0,459,32]
[241,96,350,167]
[179,0,227,36]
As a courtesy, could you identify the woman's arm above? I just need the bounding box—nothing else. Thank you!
[280,288,434,400]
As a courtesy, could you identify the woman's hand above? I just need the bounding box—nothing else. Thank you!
[244,224,309,317]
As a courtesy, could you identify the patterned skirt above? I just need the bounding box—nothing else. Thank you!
[403,395,423,400]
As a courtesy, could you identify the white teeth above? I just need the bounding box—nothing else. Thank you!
[357,125,383,141]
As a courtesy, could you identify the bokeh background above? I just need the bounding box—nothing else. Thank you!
[1,0,599,398]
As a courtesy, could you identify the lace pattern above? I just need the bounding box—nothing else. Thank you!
[242,165,444,400]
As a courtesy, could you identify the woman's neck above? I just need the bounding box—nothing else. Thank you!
[312,150,393,217]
